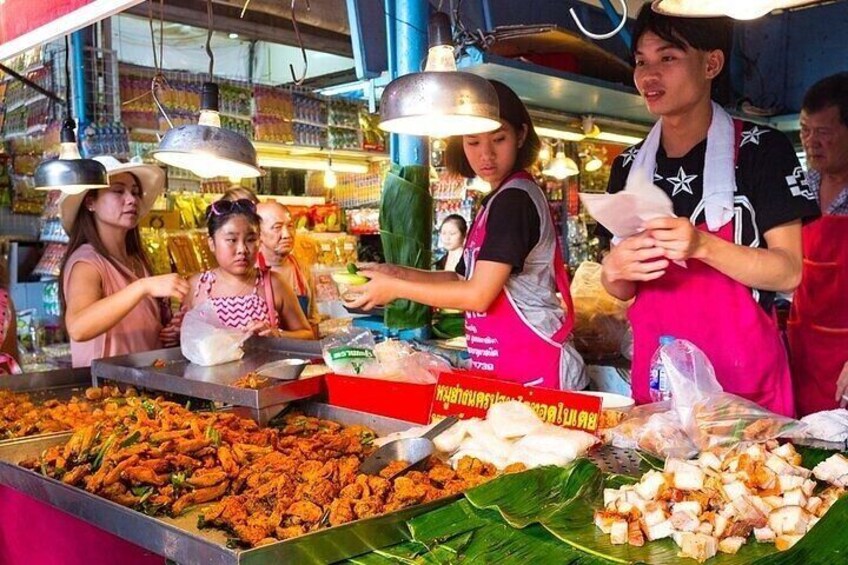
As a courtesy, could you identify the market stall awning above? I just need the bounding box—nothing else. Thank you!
[0,0,144,61]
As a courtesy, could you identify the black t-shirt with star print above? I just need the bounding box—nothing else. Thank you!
[603,120,820,311]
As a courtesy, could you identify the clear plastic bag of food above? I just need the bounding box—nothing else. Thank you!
[180,301,250,366]
[688,393,805,451]
[662,339,724,430]
[570,262,631,361]
[606,401,697,459]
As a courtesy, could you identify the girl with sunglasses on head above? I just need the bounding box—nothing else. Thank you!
[179,198,313,340]
[60,156,190,368]
[348,80,585,391]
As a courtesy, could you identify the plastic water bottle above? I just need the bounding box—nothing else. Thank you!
[649,335,675,402]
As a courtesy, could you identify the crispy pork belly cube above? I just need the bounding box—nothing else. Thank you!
[771,443,797,462]
[783,488,807,507]
[624,489,646,512]
[645,519,675,541]
[698,452,723,471]
[594,512,615,534]
[768,506,810,536]
[754,527,776,542]
[664,458,689,473]
[775,534,804,551]
[763,496,785,510]
[749,496,773,517]
[745,444,768,461]
[731,496,768,527]
[604,488,624,508]
[673,500,703,516]
[673,462,705,491]
[678,532,718,563]
[670,511,700,532]
[713,514,729,538]
[767,455,809,478]
[778,474,806,493]
[635,470,667,500]
[805,496,823,515]
[813,454,848,487]
[642,505,668,527]
[722,480,750,501]
[616,501,635,514]
[724,455,741,473]
[610,520,628,545]
[696,521,714,535]
[802,479,817,497]
[718,536,746,554]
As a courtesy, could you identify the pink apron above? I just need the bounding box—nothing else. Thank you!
[788,214,848,416]
[464,171,575,389]
[628,219,795,416]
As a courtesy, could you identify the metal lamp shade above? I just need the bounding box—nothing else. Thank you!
[379,71,501,138]
[153,124,263,178]
[652,0,819,19]
[34,158,109,193]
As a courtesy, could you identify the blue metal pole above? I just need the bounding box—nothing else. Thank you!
[599,0,632,50]
[385,0,399,163]
[70,30,88,126]
[394,0,428,166]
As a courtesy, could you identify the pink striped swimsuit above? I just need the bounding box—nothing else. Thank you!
[195,270,272,329]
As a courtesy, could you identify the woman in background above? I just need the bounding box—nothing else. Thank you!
[0,263,20,374]
[434,214,467,272]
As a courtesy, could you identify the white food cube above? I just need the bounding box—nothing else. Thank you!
[616,501,635,514]
[713,514,729,538]
[604,488,624,508]
[745,444,768,461]
[722,481,750,501]
[678,532,718,563]
[642,506,668,527]
[698,452,722,471]
[778,475,805,493]
[670,511,700,532]
[783,488,807,507]
[750,496,773,517]
[771,443,797,460]
[673,463,705,491]
[645,519,675,541]
[805,496,823,515]
[635,470,667,500]
[754,527,776,542]
[763,496,785,510]
[718,536,746,554]
[802,479,817,497]
[594,512,614,534]
[673,501,703,517]
[696,521,714,535]
[768,506,809,536]
[610,520,628,545]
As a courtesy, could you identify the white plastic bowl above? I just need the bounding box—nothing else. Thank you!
[578,391,635,412]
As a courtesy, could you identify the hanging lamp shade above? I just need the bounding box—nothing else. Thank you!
[153,83,262,178]
[543,150,579,180]
[34,119,109,194]
[584,155,603,172]
[652,0,819,19]
[379,12,500,138]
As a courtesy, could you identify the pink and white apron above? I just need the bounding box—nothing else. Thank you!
[463,171,575,389]
[625,107,794,416]
[788,214,848,416]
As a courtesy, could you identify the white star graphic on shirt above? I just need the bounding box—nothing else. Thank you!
[621,146,639,167]
[740,126,767,147]
[667,166,698,196]
[653,165,664,183]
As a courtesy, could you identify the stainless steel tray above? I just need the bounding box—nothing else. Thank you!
[0,402,458,565]
[91,339,324,425]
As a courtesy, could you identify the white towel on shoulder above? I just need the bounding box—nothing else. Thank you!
[626,101,736,232]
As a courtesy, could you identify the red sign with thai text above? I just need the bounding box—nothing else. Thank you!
[431,372,604,434]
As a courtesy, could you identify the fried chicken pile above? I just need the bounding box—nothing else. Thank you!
[19,402,500,547]
[199,415,500,546]
[1,385,139,440]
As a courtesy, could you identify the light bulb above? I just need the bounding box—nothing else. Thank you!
[584,156,603,172]
[424,44,457,73]
[538,144,551,162]
[324,168,337,189]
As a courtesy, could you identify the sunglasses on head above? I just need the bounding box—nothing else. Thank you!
[206,198,256,218]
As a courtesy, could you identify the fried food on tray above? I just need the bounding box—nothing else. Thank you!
[232,372,271,389]
[0,385,139,440]
[20,404,497,548]
[151,359,168,369]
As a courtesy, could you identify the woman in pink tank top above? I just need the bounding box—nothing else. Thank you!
[179,198,313,340]
[59,156,190,368]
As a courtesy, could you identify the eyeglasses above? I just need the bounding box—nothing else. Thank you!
[206,198,257,218]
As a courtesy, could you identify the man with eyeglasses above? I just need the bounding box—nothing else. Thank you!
[789,72,848,416]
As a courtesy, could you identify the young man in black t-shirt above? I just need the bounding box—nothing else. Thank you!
[599,7,818,416]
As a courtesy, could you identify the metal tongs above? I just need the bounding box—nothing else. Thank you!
[360,417,460,479]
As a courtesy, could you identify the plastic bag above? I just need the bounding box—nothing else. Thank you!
[321,327,381,376]
[663,339,803,450]
[180,301,250,366]
[606,401,698,459]
[570,262,630,361]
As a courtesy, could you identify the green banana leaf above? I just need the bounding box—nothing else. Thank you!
[431,314,465,340]
[379,164,433,329]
